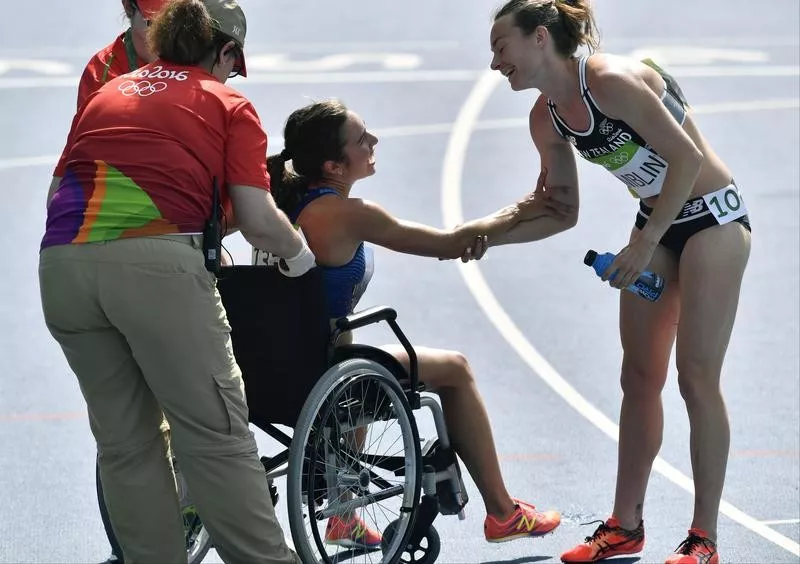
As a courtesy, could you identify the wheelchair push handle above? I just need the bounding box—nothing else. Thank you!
[335,306,419,389]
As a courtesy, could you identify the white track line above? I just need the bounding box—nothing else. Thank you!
[0,41,463,58]
[3,98,797,172]
[440,69,800,558]
[4,36,799,58]
[0,65,798,90]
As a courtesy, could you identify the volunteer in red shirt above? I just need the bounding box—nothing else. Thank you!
[73,4,206,563]
[40,1,309,562]
[76,0,169,109]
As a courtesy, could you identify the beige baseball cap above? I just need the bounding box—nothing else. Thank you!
[203,0,248,75]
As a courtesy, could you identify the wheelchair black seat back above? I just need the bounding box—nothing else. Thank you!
[216,265,332,427]
[215,265,469,564]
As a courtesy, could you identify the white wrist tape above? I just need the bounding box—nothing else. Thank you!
[280,244,316,277]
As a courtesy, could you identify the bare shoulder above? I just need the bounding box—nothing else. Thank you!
[344,197,381,214]
[296,192,346,226]
[530,94,550,126]
[295,194,357,250]
[332,197,393,224]
[586,53,662,91]
[585,53,665,115]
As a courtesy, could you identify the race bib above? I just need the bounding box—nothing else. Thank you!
[702,185,748,225]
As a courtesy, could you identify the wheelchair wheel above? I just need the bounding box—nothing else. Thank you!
[95,458,212,564]
[288,358,422,564]
[382,520,441,564]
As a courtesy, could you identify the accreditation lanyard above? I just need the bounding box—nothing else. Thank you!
[122,28,141,73]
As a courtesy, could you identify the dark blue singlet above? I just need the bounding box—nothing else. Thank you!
[290,187,374,319]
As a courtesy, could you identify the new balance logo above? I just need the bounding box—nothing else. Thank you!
[517,514,538,532]
[680,198,705,217]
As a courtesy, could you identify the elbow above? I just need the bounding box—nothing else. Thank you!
[564,209,580,230]
[689,147,704,172]
[676,148,704,193]
[239,221,279,250]
[556,208,580,232]
[681,146,704,178]
[237,228,265,252]
[236,208,284,244]
[238,220,268,243]
[555,219,578,236]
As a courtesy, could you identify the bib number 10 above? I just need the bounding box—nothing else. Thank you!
[703,186,748,225]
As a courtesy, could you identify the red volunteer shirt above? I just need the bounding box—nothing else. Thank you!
[44,61,269,248]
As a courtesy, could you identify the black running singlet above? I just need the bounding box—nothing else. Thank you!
[547,56,688,199]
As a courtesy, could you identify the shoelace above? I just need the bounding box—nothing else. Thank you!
[580,520,612,543]
[580,519,641,544]
[675,533,715,555]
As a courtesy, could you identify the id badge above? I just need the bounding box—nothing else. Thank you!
[702,185,748,225]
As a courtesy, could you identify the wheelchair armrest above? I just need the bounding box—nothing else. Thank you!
[334,305,419,394]
[335,305,397,332]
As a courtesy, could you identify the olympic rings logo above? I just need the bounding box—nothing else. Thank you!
[607,152,630,165]
[598,120,615,135]
[117,80,168,97]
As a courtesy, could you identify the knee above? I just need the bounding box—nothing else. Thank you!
[620,361,667,400]
[97,429,168,468]
[676,359,722,405]
[442,351,474,388]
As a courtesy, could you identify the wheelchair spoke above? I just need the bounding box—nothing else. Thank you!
[288,366,422,564]
[351,379,407,476]
[316,485,407,518]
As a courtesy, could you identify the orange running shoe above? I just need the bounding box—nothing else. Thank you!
[484,499,561,542]
[665,528,719,564]
[324,515,382,549]
[560,516,645,562]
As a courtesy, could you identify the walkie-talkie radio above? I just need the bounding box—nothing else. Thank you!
[203,177,222,273]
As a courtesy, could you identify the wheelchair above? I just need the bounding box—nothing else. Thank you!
[96,265,469,564]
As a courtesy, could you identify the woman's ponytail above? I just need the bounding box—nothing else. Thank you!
[267,151,308,216]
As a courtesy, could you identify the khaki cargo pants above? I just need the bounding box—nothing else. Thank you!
[39,235,299,564]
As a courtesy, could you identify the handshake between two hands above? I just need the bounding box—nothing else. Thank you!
[444,168,575,263]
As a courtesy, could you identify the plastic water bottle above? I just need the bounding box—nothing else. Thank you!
[583,249,665,302]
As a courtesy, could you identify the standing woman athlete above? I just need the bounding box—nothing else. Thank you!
[40,0,310,562]
[484,1,751,563]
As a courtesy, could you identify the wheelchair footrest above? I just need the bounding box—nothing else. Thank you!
[421,442,469,516]
[408,494,439,546]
